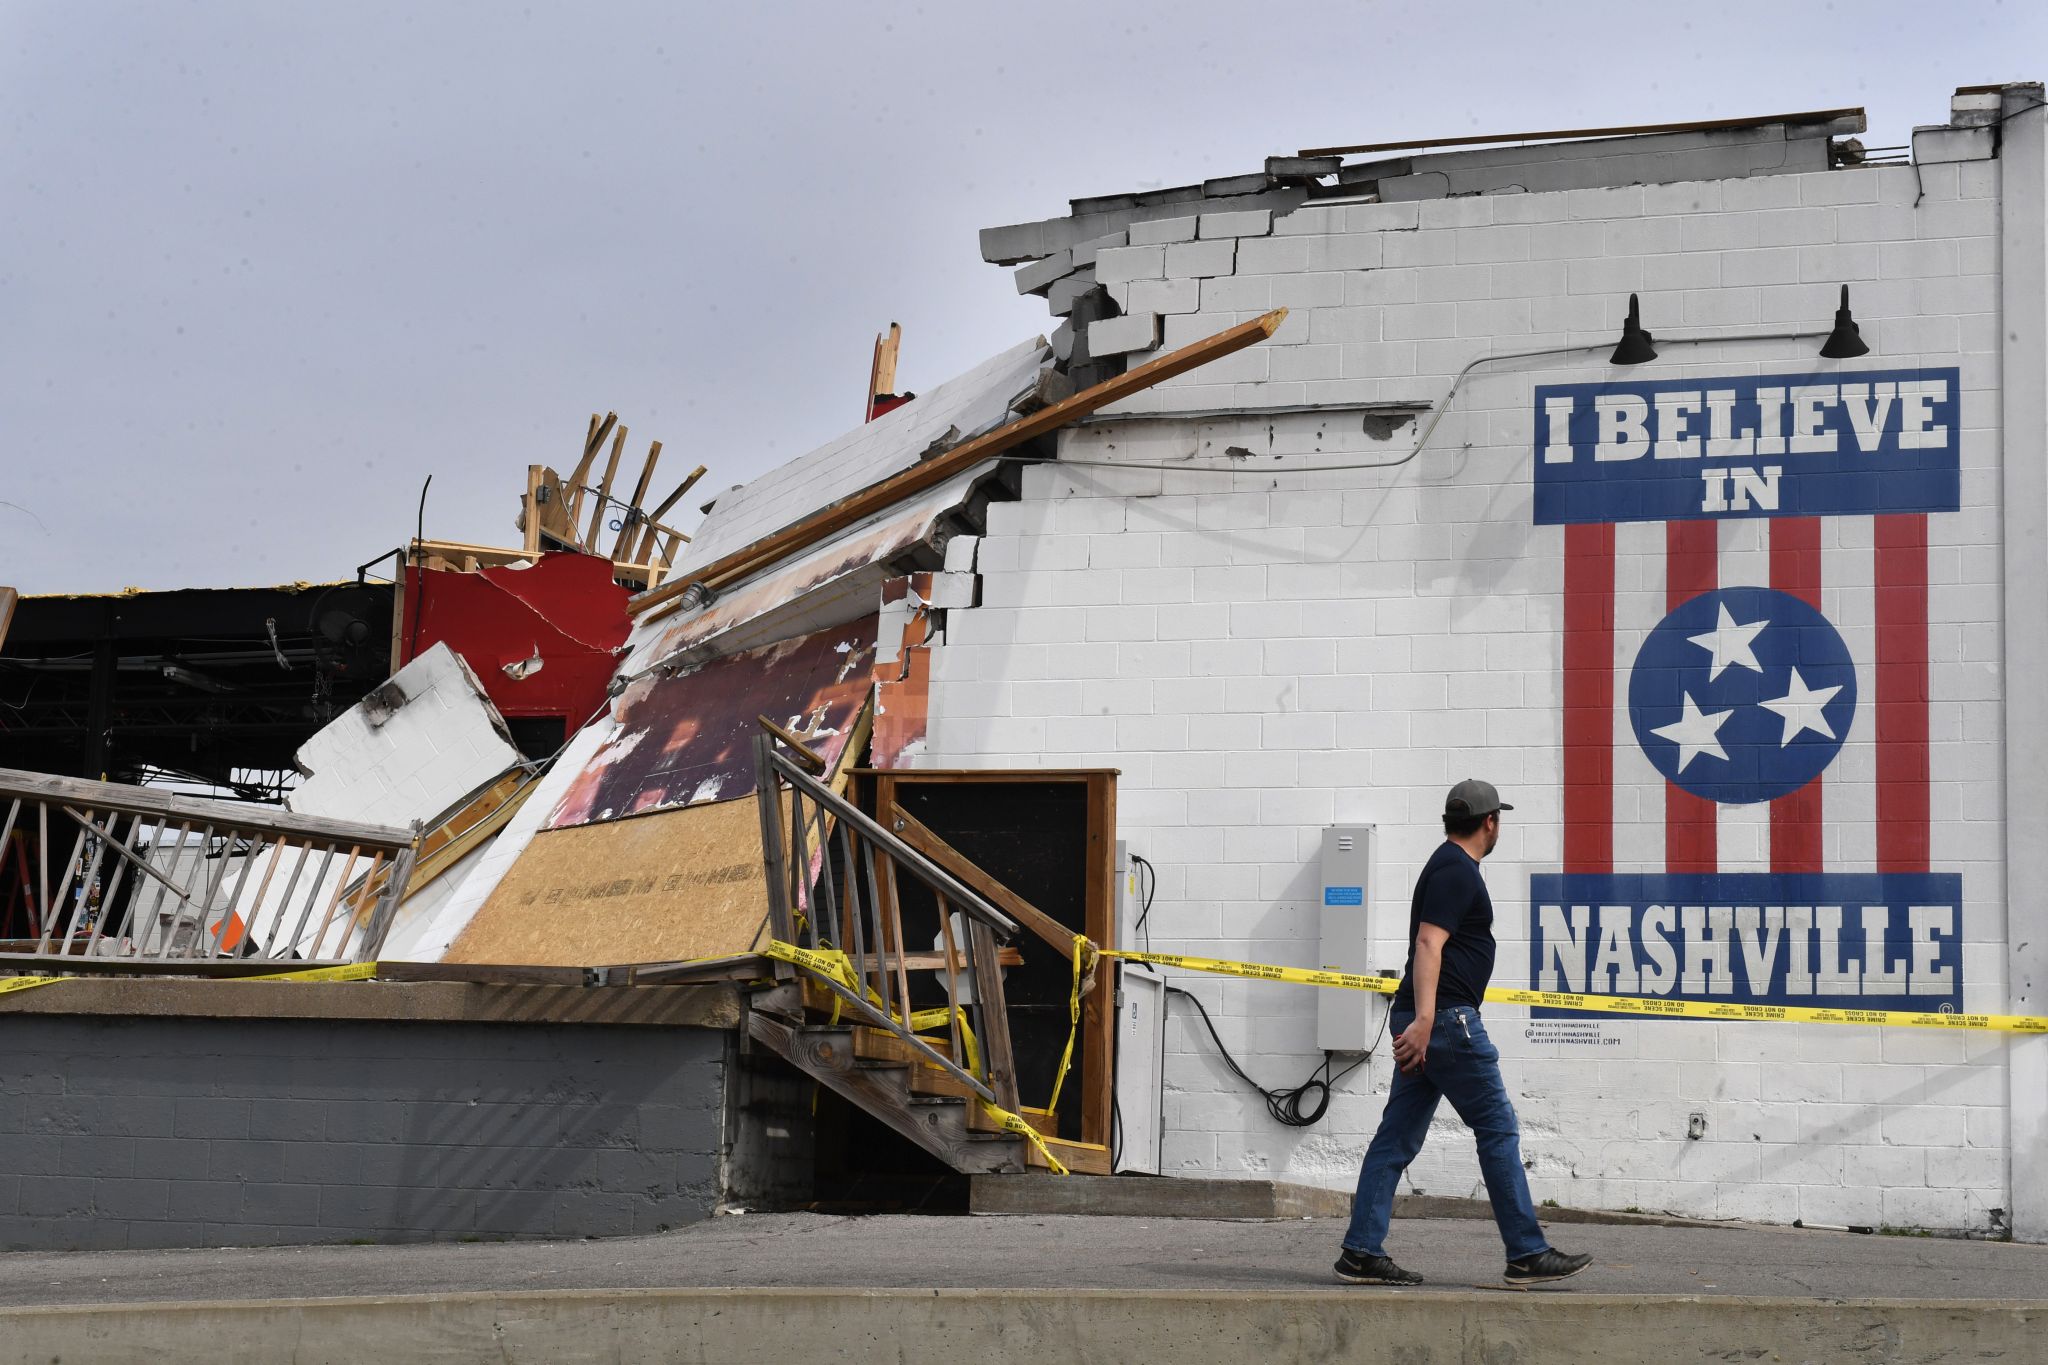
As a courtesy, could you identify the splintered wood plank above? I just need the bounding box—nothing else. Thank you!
[610,439,663,561]
[563,412,616,527]
[583,423,627,551]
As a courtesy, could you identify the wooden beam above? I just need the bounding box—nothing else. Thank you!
[867,322,901,420]
[634,464,707,565]
[0,586,17,652]
[563,412,616,527]
[629,309,1287,619]
[888,803,1077,961]
[521,465,545,555]
[404,772,536,896]
[610,439,663,561]
[583,423,627,551]
[1300,107,1865,158]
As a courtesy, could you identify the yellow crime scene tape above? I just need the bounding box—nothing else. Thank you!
[1102,948,2048,1034]
[1,961,380,996]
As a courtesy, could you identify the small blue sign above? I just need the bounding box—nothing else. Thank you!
[1527,873,1963,1018]
[1532,367,1960,526]
[1324,886,1364,906]
[1629,587,1856,805]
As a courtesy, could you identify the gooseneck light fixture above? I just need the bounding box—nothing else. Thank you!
[1818,284,1871,359]
[1609,293,1658,366]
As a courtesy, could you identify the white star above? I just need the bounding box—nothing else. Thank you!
[1759,667,1843,746]
[1687,604,1769,681]
[1651,692,1733,773]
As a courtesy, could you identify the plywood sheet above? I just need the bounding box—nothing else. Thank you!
[448,797,772,966]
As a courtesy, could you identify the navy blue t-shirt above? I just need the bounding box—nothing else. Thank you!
[1391,841,1496,1013]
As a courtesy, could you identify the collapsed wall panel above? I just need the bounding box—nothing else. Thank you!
[547,616,876,828]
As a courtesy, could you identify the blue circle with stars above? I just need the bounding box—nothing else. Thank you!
[1627,586,1857,806]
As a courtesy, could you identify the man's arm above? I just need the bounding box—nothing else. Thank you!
[1391,923,1450,1073]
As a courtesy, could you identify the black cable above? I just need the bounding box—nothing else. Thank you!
[1129,852,1158,953]
[1166,983,1382,1128]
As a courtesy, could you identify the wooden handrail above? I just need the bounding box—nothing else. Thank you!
[887,803,1078,962]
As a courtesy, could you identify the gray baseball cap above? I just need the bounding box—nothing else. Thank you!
[1445,779,1513,818]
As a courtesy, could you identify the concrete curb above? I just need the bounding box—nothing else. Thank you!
[969,1175,1737,1230]
[1,1286,2036,1365]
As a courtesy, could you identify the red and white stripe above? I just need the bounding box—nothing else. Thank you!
[1561,514,1931,879]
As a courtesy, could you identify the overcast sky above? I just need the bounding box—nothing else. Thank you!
[3,1,2037,595]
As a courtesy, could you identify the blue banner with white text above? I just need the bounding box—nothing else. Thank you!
[1526,873,1964,1019]
[1531,368,1961,525]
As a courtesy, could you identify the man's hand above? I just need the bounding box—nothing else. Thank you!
[1392,1017,1432,1074]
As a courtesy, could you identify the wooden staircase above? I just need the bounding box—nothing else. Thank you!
[746,1012,1028,1174]
[745,732,1112,1179]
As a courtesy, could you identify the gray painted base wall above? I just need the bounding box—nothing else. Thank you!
[0,1015,727,1252]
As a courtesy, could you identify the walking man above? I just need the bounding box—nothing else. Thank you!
[1335,779,1594,1288]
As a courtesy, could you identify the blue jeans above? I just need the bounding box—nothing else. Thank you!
[1343,1006,1549,1261]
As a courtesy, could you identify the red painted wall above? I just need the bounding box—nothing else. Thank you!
[396,552,630,733]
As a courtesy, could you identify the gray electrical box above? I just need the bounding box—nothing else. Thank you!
[1317,824,1381,1052]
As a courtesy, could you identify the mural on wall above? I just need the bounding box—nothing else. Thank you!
[1528,368,1964,1014]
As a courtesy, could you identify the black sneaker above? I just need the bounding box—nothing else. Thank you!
[1503,1248,1593,1287]
[1334,1248,1424,1285]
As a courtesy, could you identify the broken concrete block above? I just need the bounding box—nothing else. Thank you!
[1266,155,1341,180]
[1912,124,1995,163]
[1014,249,1076,296]
[1163,238,1235,279]
[943,535,980,574]
[1047,269,1099,317]
[1129,215,1198,246]
[1202,172,1271,197]
[1088,313,1162,356]
[1095,244,1167,285]
[928,571,978,610]
[1049,319,1076,361]
[1008,367,1078,416]
[1071,230,1127,268]
[1198,208,1272,239]
[1127,277,1200,315]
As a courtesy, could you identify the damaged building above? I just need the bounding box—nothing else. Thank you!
[3,81,2046,1250]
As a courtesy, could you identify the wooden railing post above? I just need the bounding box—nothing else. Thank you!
[967,918,1021,1113]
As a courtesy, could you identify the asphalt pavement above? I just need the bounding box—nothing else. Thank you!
[1,1211,2043,1308]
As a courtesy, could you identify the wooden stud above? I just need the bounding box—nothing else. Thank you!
[968,917,1021,1113]
[634,464,707,566]
[583,424,627,552]
[867,322,901,421]
[609,439,663,562]
[522,464,546,555]
[630,310,1289,618]
[562,412,616,527]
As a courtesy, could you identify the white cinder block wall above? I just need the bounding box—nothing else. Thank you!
[920,90,2046,1237]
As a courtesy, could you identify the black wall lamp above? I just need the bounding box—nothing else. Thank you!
[1818,285,1871,359]
[1608,287,1870,366]
[1610,293,1657,365]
